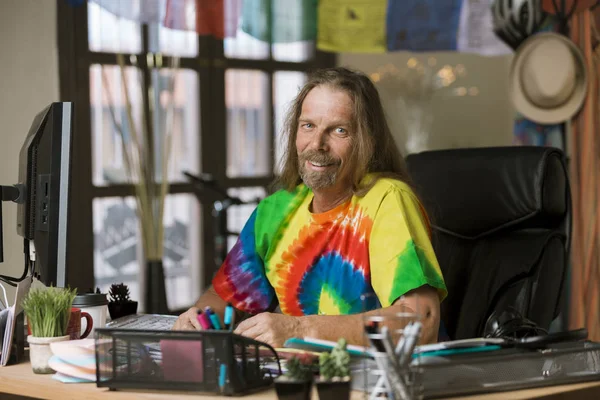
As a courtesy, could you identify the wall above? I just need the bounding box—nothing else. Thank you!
[0,0,59,300]
[339,52,515,154]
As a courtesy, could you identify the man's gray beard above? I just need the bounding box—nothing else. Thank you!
[299,167,338,190]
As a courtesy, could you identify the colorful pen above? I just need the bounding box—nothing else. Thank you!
[196,310,212,330]
[208,309,223,330]
[218,364,227,393]
[224,303,235,331]
[364,320,385,352]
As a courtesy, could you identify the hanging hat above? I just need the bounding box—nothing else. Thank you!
[509,32,587,124]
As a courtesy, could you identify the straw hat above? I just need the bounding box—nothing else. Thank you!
[509,32,587,124]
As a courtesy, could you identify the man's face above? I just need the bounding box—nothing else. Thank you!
[296,86,354,191]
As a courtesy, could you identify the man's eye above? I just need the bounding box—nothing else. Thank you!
[336,128,346,134]
[303,123,313,129]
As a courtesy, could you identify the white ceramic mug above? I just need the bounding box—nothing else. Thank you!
[72,293,108,338]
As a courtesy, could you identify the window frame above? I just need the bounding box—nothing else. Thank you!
[57,0,335,310]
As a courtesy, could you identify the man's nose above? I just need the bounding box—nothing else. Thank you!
[309,130,329,151]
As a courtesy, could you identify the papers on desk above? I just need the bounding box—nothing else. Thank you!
[283,337,371,357]
[0,278,31,366]
[283,336,507,359]
[414,337,506,354]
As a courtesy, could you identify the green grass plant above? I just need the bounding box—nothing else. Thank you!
[22,287,77,337]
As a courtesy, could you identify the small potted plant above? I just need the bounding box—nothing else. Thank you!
[22,286,77,374]
[316,338,352,400]
[275,353,315,400]
[108,282,138,320]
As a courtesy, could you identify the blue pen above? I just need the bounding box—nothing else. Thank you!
[224,303,235,331]
[208,310,223,330]
[205,306,222,330]
[219,364,227,393]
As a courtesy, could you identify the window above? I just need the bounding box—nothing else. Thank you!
[57,0,335,313]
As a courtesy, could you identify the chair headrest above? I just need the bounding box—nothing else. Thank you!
[406,147,569,239]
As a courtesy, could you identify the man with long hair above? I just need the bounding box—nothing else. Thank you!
[174,67,447,346]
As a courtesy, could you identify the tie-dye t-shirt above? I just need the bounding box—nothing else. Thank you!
[213,175,447,316]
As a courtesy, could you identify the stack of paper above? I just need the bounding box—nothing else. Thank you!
[48,339,98,383]
[0,278,31,366]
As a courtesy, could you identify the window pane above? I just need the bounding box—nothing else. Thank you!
[151,68,200,182]
[90,66,200,186]
[93,197,141,305]
[93,194,202,312]
[224,30,270,60]
[272,42,315,62]
[90,64,144,186]
[88,1,142,53]
[226,187,266,251]
[273,71,306,174]
[148,23,199,57]
[226,70,270,178]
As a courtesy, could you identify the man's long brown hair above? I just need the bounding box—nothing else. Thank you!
[274,67,413,196]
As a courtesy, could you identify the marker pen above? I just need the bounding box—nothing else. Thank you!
[207,308,223,330]
[364,320,385,352]
[196,310,212,330]
[219,364,227,393]
[224,303,235,331]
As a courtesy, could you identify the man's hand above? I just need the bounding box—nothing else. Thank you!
[234,313,304,347]
[172,307,201,330]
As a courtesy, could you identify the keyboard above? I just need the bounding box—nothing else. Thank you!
[106,314,178,331]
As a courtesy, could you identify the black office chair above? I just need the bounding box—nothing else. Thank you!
[406,146,571,340]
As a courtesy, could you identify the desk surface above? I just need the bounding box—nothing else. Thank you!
[2,361,600,400]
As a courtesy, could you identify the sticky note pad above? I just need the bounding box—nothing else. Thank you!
[160,339,203,383]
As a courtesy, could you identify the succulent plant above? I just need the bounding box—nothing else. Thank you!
[284,353,314,381]
[109,283,132,304]
[319,338,351,381]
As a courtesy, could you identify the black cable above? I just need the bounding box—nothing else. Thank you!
[0,241,29,283]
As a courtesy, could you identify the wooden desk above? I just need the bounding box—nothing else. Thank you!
[2,361,600,399]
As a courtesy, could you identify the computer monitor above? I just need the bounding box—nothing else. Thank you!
[0,102,73,288]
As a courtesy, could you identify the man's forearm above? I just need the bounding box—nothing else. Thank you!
[298,303,439,346]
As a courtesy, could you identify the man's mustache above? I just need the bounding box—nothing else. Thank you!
[299,150,340,166]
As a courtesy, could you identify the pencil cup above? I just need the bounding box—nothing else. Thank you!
[360,293,424,400]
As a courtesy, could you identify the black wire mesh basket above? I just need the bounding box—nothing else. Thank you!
[94,328,282,396]
[419,341,600,399]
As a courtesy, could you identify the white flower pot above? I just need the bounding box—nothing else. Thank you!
[27,335,70,374]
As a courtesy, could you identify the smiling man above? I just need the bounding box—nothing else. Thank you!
[173,67,447,347]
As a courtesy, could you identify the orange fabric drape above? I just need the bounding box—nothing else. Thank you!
[568,9,600,340]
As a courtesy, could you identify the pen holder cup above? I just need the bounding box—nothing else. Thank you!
[94,328,282,395]
[360,294,424,400]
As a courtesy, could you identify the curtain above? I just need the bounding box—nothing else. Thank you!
[568,9,600,340]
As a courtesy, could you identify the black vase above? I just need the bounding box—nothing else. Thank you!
[108,301,138,320]
[316,379,351,400]
[274,379,313,400]
[145,259,169,314]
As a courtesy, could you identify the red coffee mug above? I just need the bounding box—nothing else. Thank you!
[67,307,93,340]
[26,307,93,339]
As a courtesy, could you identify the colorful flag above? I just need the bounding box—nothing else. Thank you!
[386,0,463,52]
[196,0,225,38]
[317,0,387,53]
[456,0,512,56]
[224,0,243,38]
[164,0,196,31]
[90,0,165,24]
[240,0,317,43]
